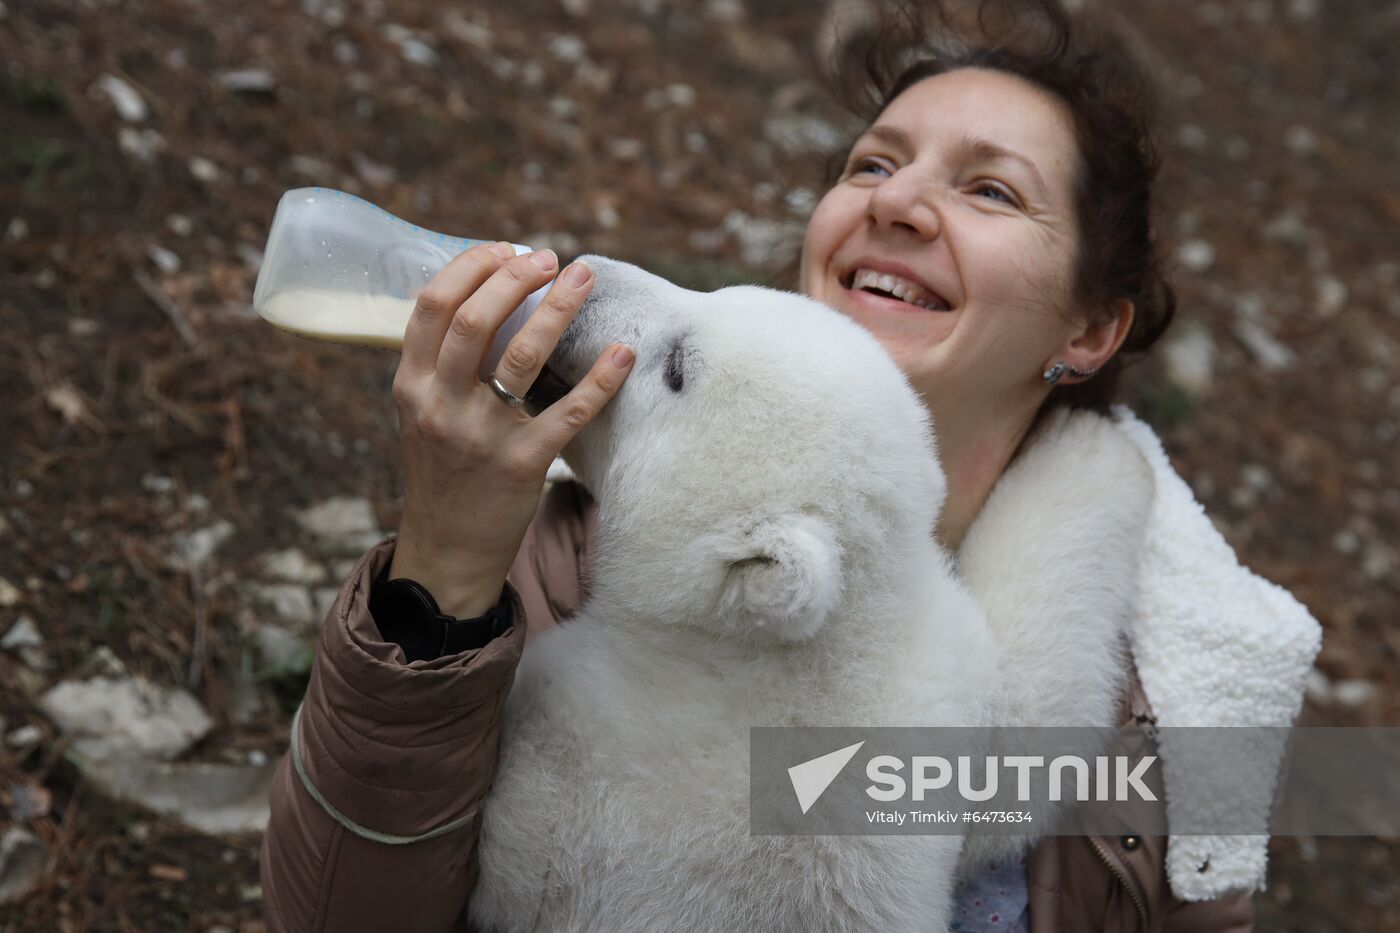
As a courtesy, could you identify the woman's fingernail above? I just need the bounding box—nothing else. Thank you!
[563,261,592,288]
[488,241,514,259]
[612,345,635,369]
[530,249,557,271]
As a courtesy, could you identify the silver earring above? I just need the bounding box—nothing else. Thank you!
[1042,360,1099,385]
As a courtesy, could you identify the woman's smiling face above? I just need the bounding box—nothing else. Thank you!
[798,67,1088,407]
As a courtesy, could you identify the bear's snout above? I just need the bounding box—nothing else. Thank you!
[547,255,664,388]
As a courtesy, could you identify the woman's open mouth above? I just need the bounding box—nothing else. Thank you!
[839,269,953,313]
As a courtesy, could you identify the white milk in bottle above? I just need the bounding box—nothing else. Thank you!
[252,187,550,379]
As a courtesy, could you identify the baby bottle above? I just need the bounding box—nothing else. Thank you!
[252,187,550,381]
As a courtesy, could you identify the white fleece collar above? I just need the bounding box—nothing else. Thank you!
[1110,405,1322,901]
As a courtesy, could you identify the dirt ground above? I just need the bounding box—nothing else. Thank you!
[1,0,1396,929]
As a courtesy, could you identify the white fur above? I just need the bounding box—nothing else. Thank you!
[470,258,1153,932]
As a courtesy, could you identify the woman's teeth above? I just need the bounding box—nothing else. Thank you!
[849,267,949,311]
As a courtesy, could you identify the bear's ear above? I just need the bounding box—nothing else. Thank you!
[715,513,844,641]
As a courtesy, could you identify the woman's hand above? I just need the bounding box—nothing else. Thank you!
[388,242,635,618]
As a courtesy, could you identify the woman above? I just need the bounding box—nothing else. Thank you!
[260,2,1317,930]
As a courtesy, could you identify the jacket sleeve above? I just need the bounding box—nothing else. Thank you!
[260,481,593,933]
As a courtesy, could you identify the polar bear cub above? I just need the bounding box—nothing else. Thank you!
[469,257,1152,932]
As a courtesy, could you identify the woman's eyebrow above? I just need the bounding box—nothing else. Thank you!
[859,123,914,151]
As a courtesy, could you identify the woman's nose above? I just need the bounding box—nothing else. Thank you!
[866,168,943,240]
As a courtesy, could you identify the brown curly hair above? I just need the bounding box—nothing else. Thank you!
[790,0,1175,425]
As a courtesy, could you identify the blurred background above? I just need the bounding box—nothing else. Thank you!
[0,0,1396,928]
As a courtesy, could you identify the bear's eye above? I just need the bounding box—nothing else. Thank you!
[663,339,685,393]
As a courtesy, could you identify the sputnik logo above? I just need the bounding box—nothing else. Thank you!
[788,741,865,814]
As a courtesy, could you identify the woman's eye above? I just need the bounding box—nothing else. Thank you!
[973,182,1017,206]
[849,158,891,177]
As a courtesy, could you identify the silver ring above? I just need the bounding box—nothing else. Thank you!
[488,372,526,408]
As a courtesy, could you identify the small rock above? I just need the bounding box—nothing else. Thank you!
[295,497,381,553]
[45,383,88,426]
[166,214,193,237]
[547,34,586,63]
[245,583,316,628]
[1284,125,1317,156]
[146,243,181,275]
[1,617,41,651]
[288,154,333,178]
[118,127,165,162]
[0,577,20,606]
[785,188,817,216]
[1332,529,1360,555]
[397,36,439,67]
[333,38,359,64]
[142,473,178,495]
[764,112,843,155]
[77,758,276,836]
[646,83,696,109]
[1362,545,1394,581]
[351,151,396,187]
[258,548,326,584]
[1286,0,1318,20]
[559,0,589,14]
[188,156,220,183]
[547,96,577,120]
[722,210,802,266]
[0,827,45,905]
[1175,124,1208,151]
[96,74,147,121]
[1176,239,1216,273]
[5,217,27,241]
[594,202,620,230]
[1241,463,1273,492]
[704,0,745,21]
[1316,276,1347,317]
[1224,135,1251,160]
[1264,209,1309,249]
[444,12,493,47]
[41,676,213,762]
[252,624,312,674]
[1162,321,1216,396]
[5,725,41,750]
[1331,679,1377,708]
[173,520,235,568]
[217,67,276,94]
[521,231,581,258]
[1233,319,1296,371]
[607,137,643,161]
